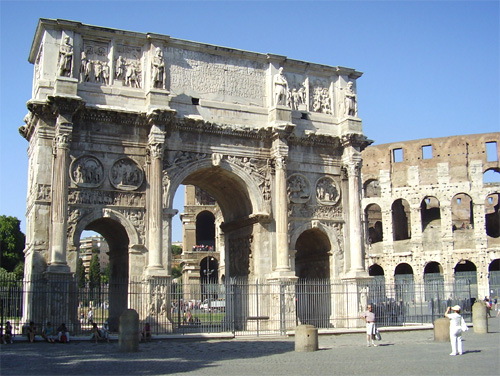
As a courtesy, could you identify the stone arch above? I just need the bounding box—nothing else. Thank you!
[421,196,441,232]
[423,261,444,300]
[489,259,500,298]
[196,210,216,246]
[290,221,342,278]
[165,157,267,221]
[485,192,500,238]
[368,263,385,284]
[451,193,473,230]
[71,208,141,331]
[394,262,414,301]
[454,260,477,299]
[365,203,383,244]
[363,179,381,198]
[392,199,411,241]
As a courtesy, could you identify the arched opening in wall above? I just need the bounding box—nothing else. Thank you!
[80,218,129,332]
[196,211,216,247]
[488,259,500,299]
[368,264,386,301]
[365,204,383,245]
[485,193,500,238]
[483,168,500,184]
[394,263,414,302]
[421,196,441,232]
[200,256,219,301]
[392,199,411,241]
[295,228,331,328]
[451,193,473,231]
[423,262,444,300]
[364,179,381,198]
[454,260,477,300]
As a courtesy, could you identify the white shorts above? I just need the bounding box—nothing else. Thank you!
[366,322,375,335]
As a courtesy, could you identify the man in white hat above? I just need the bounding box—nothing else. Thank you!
[444,305,467,355]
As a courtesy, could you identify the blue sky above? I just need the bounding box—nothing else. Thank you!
[0,0,499,242]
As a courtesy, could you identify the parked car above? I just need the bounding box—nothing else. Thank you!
[200,298,226,312]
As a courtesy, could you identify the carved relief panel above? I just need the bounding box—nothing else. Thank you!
[315,176,340,205]
[283,72,308,111]
[80,40,110,85]
[70,155,105,188]
[287,174,311,204]
[110,158,144,191]
[309,77,332,115]
[115,44,143,88]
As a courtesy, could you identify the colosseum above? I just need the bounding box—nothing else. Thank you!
[182,132,500,303]
[361,133,500,302]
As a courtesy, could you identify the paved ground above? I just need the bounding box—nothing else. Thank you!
[1,318,499,376]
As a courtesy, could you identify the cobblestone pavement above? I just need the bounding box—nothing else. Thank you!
[1,318,499,376]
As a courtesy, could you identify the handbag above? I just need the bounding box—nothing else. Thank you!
[375,327,382,341]
[460,318,468,332]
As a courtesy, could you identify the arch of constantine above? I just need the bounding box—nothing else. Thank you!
[20,19,371,331]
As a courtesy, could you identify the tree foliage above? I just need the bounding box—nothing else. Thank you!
[88,253,101,289]
[0,215,25,273]
[172,245,182,255]
[171,265,182,279]
[77,257,86,288]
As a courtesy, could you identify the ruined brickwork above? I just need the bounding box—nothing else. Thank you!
[361,133,500,299]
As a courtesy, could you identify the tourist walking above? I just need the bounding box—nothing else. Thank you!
[444,305,467,355]
[360,304,377,347]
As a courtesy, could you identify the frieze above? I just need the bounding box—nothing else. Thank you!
[168,47,266,103]
[70,155,105,188]
[289,203,343,219]
[226,155,272,201]
[36,184,52,201]
[68,188,145,207]
[80,109,146,126]
[110,158,144,191]
[287,174,311,204]
[80,40,110,85]
[316,176,340,205]
[228,235,253,277]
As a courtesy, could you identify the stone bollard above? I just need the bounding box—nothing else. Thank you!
[295,324,318,352]
[472,301,488,333]
[433,318,450,342]
[119,309,139,352]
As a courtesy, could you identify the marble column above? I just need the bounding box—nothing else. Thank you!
[275,154,290,272]
[345,159,365,274]
[48,98,81,273]
[147,130,165,273]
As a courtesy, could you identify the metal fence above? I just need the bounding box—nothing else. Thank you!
[0,275,473,338]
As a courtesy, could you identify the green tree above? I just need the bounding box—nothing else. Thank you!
[0,215,25,273]
[171,265,182,279]
[101,263,110,284]
[88,253,101,289]
[172,245,182,255]
[77,257,86,288]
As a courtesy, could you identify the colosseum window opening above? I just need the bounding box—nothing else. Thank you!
[485,193,500,238]
[365,204,383,244]
[451,193,473,231]
[422,145,433,159]
[486,141,498,162]
[483,169,500,184]
[392,199,411,241]
[421,196,441,232]
[364,179,381,198]
[196,211,216,247]
[392,148,404,163]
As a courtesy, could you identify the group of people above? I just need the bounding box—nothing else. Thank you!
[22,321,70,343]
[360,303,470,356]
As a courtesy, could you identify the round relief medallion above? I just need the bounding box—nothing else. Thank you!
[70,155,104,188]
[316,176,340,205]
[287,174,311,204]
[109,158,144,191]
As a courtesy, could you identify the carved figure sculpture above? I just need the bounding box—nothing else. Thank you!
[344,81,357,117]
[151,47,165,89]
[115,56,126,79]
[58,36,73,77]
[273,67,289,106]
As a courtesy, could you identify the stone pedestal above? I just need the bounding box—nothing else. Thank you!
[295,325,318,352]
[472,302,488,333]
[433,318,450,342]
[119,309,139,352]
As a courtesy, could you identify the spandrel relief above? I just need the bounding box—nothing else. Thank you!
[164,151,208,171]
[310,78,332,114]
[316,176,340,205]
[115,45,142,88]
[110,158,144,191]
[226,155,272,201]
[287,174,311,204]
[80,41,110,85]
[70,155,105,188]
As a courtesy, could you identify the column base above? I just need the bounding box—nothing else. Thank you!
[343,269,370,280]
[268,269,298,282]
[46,263,71,274]
[145,266,169,277]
